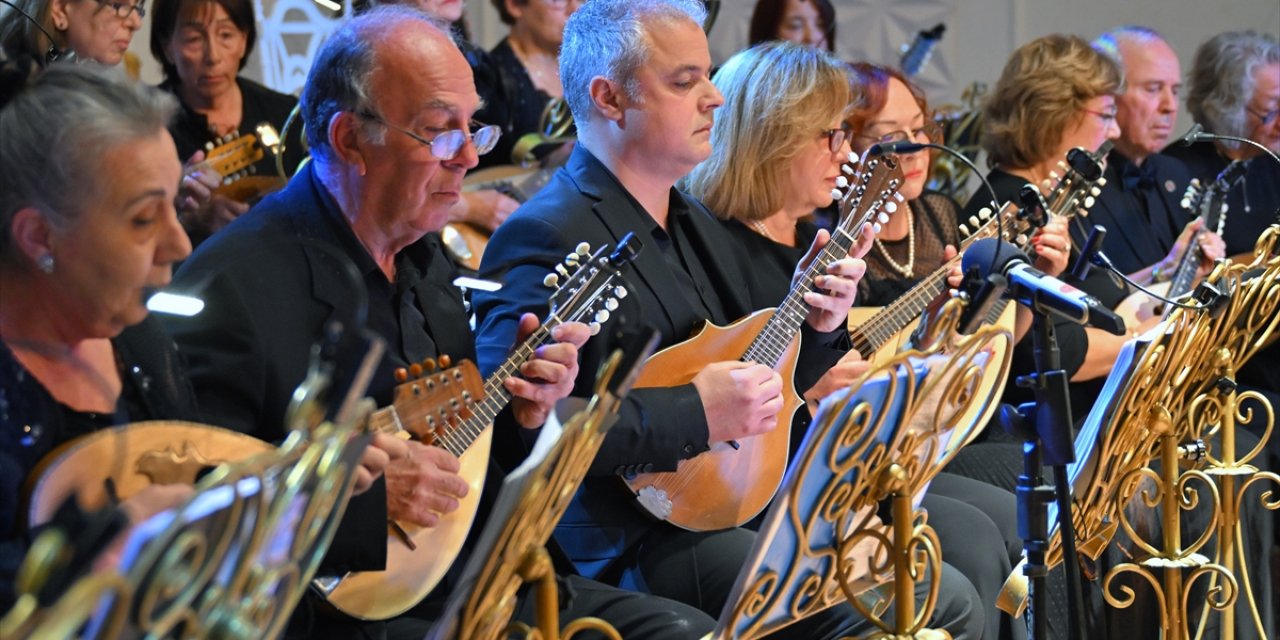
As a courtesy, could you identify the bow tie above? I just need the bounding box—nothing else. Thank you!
[1118,160,1157,191]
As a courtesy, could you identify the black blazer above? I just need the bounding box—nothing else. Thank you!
[164,164,475,576]
[473,145,759,577]
[1088,151,1194,275]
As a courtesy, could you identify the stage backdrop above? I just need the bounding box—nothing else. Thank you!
[105,0,1278,144]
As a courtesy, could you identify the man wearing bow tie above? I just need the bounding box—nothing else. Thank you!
[1087,26,1225,277]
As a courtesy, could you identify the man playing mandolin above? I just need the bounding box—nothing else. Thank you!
[473,0,983,637]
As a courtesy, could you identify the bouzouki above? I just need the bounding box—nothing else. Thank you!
[622,156,905,531]
[318,234,642,619]
[1114,159,1245,327]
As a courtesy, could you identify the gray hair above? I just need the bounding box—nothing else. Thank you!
[1186,30,1280,144]
[0,63,176,264]
[559,0,706,128]
[300,5,449,163]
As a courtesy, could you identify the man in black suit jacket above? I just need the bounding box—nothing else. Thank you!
[473,1,982,637]
[165,7,719,639]
[1088,26,1223,281]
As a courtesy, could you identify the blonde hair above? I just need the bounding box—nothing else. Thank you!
[684,41,851,222]
[982,34,1122,169]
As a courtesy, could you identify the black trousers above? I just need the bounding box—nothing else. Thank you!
[601,524,985,639]
[927,471,1027,640]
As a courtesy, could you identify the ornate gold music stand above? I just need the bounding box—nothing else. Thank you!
[1,341,385,639]
[714,297,1012,640]
[1097,226,1280,637]
[429,337,657,640]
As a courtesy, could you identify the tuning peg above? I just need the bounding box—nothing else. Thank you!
[395,368,408,382]
[979,207,992,219]
[543,273,560,288]
[835,176,849,189]
[575,242,591,256]
[959,223,970,235]
[1040,179,1053,190]
[1089,186,1101,197]
[877,212,890,225]
[555,263,570,278]
[439,354,452,368]
[614,286,627,298]
[969,215,980,228]
[589,322,601,335]
[1180,197,1193,209]
[421,358,437,372]
[248,165,257,175]
[846,151,858,163]
[594,309,610,323]
[842,163,855,175]
[409,363,424,378]
[882,201,897,214]
[829,188,842,199]
[565,252,581,266]
[1083,196,1095,208]
[1096,177,1106,187]
[872,222,882,234]
[1016,233,1028,244]
[605,298,619,311]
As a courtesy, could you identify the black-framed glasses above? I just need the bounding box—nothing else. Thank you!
[95,0,146,18]
[356,110,501,160]
[857,121,942,146]
[1247,106,1279,126]
[820,125,851,154]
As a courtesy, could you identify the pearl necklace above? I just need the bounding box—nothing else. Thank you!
[751,219,779,243]
[873,206,915,277]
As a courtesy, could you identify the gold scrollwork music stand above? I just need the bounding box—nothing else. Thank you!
[714,296,1012,640]
[1,344,383,639]
[1097,226,1280,637]
[429,338,657,640]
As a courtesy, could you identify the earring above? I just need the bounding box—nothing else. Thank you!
[36,254,54,274]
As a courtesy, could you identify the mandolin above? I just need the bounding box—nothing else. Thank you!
[192,123,287,204]
[848,142,1111,363]
[1113,159,1244,327]
[621,156,904,532]
[442,159,567,272]
[318,235,641,619]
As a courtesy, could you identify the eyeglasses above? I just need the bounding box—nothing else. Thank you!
[857,121,942,146]
[820,126,851,154]
[1247,106,1279,126]
[1082,108,1119,123]
[95,0,146,18]
[357,111,501,160]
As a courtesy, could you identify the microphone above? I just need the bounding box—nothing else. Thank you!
[0,0,73,64]
[962,238,1127,336]
[1175,124,1280,167]
[1071,224,1107,281]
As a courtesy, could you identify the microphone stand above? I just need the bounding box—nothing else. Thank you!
[999,308,1085,640]
[996,227,1111,640]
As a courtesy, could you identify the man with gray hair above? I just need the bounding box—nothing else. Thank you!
[1085,27,1223,278]
[474,0,982,637]
[166,6,717,639]
[1165,30,1279,257]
